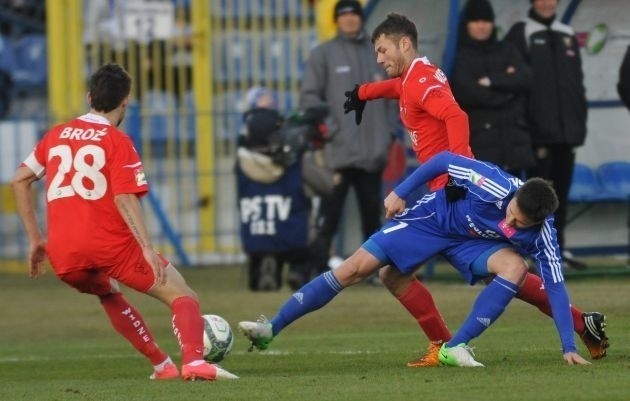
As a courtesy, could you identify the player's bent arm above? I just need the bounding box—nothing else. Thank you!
[114,193,153,249]
[527,222,578,355]
[11,166,44,245]
[424,95,471,157]
[359,79,401,100]
[394,151,456,199]
[384,191,406,219]
[114,193,166,285]
[11,166,47,278]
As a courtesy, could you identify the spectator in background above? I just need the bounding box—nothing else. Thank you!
[236,87,333,291]
[504,0,588,270]
[451,0,535,178]
[0,68,11,118]
[617,45,630,110]
[299,0,398,280]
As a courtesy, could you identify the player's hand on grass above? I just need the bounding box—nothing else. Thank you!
[143,247,167,286]
[343,84,366,125]
[563,352,591,365]
[28,240,47,278]
[384,191,406,219]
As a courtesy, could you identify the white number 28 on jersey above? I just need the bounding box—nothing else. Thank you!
[47,144,107,201]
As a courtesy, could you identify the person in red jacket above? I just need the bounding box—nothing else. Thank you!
[343,12,608,367]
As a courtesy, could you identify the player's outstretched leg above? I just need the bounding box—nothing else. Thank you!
[580,312,609,359]
[438,343,485,367]
[99,293,180,379]
[239,271,344,351]
[238,315,274,351]
[382,272,451,368]
[171,296,239,381]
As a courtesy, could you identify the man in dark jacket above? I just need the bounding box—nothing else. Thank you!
[452,0,534,178]
[504,0,588,270]
[618,45,630,110]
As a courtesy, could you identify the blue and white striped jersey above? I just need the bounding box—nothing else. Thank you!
[394,151,575,353]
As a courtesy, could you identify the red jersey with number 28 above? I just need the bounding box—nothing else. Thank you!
[22,113,148,274]
[359,57,473,191]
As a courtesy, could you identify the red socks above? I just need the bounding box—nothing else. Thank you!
[397,278,452,343]
[396,273,586,341]
[516,273,585,333]
[99,293,167,365]
[171,296,205,364]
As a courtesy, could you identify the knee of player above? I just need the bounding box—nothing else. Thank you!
[334,260,373,286]
[378,265,402,292]
[489,256,528,284]
[334,262,362,285]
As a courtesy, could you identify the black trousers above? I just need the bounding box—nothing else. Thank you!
[247,248,310,291]
[527,144,576,251]
[316,167,383,262]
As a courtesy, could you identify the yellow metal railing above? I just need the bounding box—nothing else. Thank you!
[40,0,318,263]
[47,0,85,123]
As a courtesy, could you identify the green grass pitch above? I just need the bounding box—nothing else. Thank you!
[1,266,629,401]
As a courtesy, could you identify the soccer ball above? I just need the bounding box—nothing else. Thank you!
[585,23,608,55]
[202,314,234,363]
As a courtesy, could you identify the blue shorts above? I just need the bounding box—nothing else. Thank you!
[365,213,511,284]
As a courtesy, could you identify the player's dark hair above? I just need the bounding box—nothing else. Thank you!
[514,177,559,224]
[371,13,418,49]
[88,63,132,113]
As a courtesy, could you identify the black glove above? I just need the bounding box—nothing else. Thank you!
[444,176,467,202]
[343,84,366,125]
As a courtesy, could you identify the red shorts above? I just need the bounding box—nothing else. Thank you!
[57,246,169,295]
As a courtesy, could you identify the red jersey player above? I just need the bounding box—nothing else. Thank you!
[343,13,608,366]
[11,64,238,381]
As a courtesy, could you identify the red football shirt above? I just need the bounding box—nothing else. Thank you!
[360,57,473,191]
[22,113,148,273]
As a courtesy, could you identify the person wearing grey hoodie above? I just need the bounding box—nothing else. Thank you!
[299,0,397,282]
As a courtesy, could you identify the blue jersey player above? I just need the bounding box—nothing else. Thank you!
[239,151,590,366]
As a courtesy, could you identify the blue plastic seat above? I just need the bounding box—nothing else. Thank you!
[0,35,17,73]
[597,162,630,199]
[568,163,619,203]
[566,163,622,228]
[597,161,630,263]
[12,34,47,89]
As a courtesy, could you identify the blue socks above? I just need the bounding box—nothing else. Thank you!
[270,271,343,336]
[447,275,519,347]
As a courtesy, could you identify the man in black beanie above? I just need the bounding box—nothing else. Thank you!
[334,0,363,20]
[504,0,589,271]
[461,0,495,22]
[298,0,397,288]
[452,0,535,177]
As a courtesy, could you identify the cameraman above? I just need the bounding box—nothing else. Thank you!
[236,87,332,291]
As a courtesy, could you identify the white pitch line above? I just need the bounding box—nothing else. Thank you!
[0,349,378,363]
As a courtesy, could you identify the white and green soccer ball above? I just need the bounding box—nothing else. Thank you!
[202,314,234,363]
[585,23,608,55]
